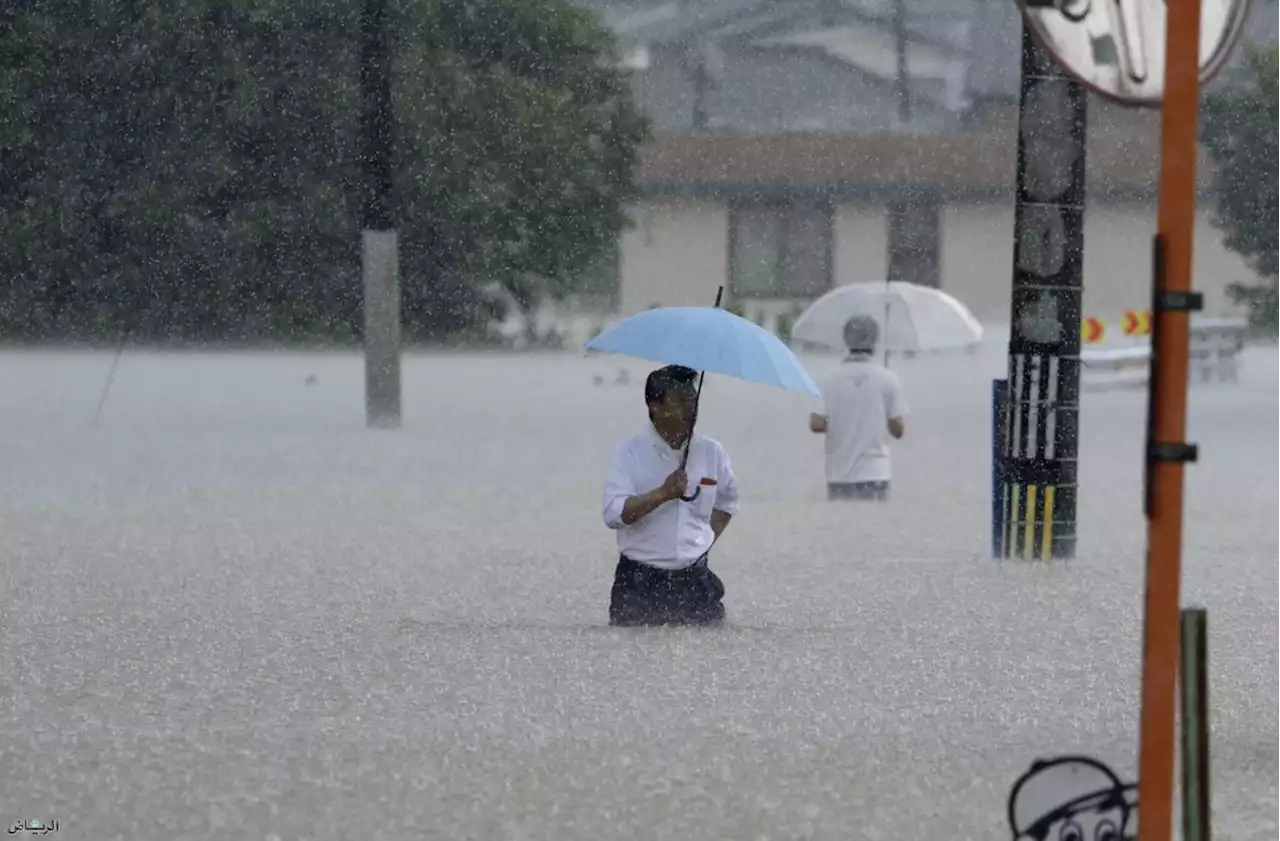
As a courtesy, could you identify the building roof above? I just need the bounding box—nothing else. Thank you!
[636,99,1219,199]
[632,41,962,132]
[581,0,1276,181]
[580,0,1278,123]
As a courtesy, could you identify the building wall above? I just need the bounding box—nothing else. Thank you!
[942,202,1252,324]
[835,204,888,285]
[618,197,1253,326]
[619,198,727,314]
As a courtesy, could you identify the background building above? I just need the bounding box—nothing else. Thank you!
[573,0,1279,327]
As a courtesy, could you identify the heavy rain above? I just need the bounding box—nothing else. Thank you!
[1,1,1276,840]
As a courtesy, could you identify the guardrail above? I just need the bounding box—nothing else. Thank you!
[993,316,1248,555]
[1187,316,1246,382]
[1080,316,1247,390]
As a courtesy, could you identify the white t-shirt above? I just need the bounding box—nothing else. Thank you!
[817,356,908,484]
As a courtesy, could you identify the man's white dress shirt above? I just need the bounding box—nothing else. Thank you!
[817,356,908,483]
[602,425,740,570]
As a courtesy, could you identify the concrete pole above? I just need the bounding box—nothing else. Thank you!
[893,0,911,125]
[360,0,401,428]
[362,230,401,428]
[998,25,1087,560]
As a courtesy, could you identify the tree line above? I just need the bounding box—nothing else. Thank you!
[0,0,649,344]
[1201,46,1278,334]
[1,4,1272,344]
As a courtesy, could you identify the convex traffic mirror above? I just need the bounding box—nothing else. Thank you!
[1016,0,1252,105]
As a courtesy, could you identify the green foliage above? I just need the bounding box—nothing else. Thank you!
[0,0,649,343]
[1201,46,1278,332]
[773,311,793,343]
[773,303,803,344]
[1225,280,1278,335]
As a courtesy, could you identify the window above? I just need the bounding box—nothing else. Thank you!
[729,202,833,299]
[887,198,941,287]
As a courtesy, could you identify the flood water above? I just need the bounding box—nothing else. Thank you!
[1,339,1276,840]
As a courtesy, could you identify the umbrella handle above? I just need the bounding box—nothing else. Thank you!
[679,486,702,503]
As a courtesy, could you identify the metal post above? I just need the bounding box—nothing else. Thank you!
[1000,25,1086,561]
[1180,607,1211,841]
[992,378,1008,558]
[691,45,710,130]
[360,0,401,428]
[1138,0,1205,833]
[893,0,911,125]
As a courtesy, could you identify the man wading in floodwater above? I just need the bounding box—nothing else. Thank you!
[809,315,908,501]
[601,365,740,626]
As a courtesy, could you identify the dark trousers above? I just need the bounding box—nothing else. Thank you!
[827,481,890,501]
[609,554,726,627]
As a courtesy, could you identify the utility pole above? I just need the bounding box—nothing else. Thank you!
[996,25,1087,560]
[691,48,710,130]
[893,0,911,125]
[689,40,718,130]
[360,0,401,428]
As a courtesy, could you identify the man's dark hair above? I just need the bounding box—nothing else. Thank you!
[645,364,698,407]
[843,314,879,354]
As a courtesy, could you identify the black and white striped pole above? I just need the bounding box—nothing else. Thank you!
[996,25,1087,561]
[360,0,401,428]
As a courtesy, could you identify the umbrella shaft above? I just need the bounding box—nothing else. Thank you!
[680,370,707,470]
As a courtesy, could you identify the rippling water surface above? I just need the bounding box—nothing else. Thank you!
[1,340,1275,840]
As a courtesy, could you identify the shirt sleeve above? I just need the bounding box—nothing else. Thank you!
[885,371,908,420]
[601,443,635,530]
[713,444,740,516]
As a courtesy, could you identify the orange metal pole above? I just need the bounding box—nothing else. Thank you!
[1138,0,1203,837]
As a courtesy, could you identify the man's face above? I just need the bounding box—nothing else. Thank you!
[651,383,697,427]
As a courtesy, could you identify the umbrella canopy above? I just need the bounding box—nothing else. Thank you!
[585,306,821,398]
[791,281,984,353]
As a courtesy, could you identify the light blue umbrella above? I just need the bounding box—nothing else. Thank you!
[585,288,820,498]
[585,300,821,398]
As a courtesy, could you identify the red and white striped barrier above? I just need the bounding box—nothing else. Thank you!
[1080,316,1247,391]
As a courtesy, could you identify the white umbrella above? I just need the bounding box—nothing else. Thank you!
[791,281,984,357]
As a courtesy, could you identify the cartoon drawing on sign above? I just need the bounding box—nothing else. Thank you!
[1007,755,1137,841]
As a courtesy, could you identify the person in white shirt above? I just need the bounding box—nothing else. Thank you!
[601,365,740,626]
[809,315,908,501]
